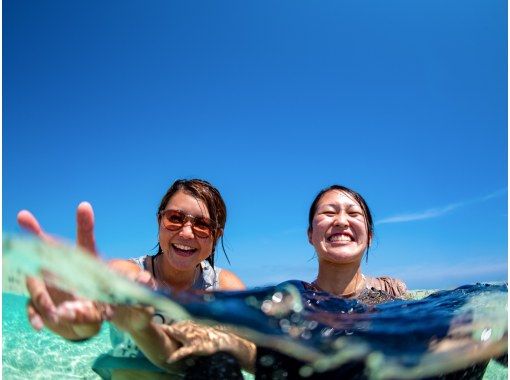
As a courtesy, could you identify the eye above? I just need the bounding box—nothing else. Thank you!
[320,211,336,216]
[165,211,185,223]
[168,215,182,223]
[194,218,213,230]
[349,210,365,218]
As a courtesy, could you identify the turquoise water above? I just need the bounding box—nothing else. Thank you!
[3,290,507,379]
[3,294,111,379]
[2,238,507,379]
[2,294,256,379]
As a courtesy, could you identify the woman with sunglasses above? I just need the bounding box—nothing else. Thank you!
[18,178,245,378]
[110,178,244,293]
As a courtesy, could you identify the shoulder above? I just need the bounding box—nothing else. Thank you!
[218,269,246,291]
[364,275,407,298]
[108,259,144,276]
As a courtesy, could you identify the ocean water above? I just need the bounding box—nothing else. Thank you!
[3,293,110,379]
[2,237,508,379]
[2,287,507,379]
[2,293,256,379]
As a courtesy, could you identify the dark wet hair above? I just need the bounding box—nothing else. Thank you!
[156,178,228,268]
[308,185,374,254]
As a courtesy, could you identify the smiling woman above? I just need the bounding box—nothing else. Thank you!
[120,179,242,292]
[17,178,246,379]
[96,179,246,378]
[307,184,406,298]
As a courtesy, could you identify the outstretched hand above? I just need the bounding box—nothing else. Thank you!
[18,202,104,340]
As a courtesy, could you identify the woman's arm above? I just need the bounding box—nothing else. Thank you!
[111,306,183,372]
[115,268,247,371]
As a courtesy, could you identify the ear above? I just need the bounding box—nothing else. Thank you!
[307,228,313,245]
[215,228,224,239]
[367,231,373,246]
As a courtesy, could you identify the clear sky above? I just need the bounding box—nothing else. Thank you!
[3,0,507,290]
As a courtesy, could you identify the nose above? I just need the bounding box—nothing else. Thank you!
[333,211,348,227]
[179,221,195,238]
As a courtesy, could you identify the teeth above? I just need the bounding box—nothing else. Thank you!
[328,234,352,242]
[173,244,195,251]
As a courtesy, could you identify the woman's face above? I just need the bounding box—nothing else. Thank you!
[308,190,370,265]
[159,190,216,272]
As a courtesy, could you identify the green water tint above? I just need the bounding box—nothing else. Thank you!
[3,236,508,379]
[3,293,111,379]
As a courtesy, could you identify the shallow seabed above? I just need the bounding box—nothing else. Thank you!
[2,293,255,379]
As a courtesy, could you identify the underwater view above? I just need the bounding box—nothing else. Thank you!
[2,237,508,379]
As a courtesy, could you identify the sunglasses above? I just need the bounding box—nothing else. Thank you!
[159,209,216,238]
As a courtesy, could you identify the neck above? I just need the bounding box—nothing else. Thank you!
[314,260,364,297]
[155,255,198,292]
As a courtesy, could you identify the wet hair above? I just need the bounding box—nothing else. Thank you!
[307,185,374,255]
[156,178,229,268]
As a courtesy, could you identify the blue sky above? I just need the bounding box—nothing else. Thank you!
[3,0,507,290]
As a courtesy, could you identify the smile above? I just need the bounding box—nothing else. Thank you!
[172,243,197,256]
[328,233,353,242]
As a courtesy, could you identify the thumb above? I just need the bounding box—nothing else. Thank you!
[167,346,196,363]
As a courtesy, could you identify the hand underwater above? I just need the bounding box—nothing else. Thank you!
[162,321,257,372]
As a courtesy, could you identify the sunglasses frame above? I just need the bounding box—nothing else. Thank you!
[158,209,217,238]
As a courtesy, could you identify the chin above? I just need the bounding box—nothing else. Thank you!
[168,254,198,271]
[321,251,363,265]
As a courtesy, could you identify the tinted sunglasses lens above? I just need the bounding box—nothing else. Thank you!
[161,211,213,238]
[192,219,213,238]
[161,210,185,230]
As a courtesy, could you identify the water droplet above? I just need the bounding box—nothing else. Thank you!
[272,292,283,303]
[481,328,492,341]
[299,365,314,377]
[261,300,273,313]
[259,354,275,367]
[292,304,303,313]
[307,320,318,330]
[272,368,288,379]
[279,319,290,332]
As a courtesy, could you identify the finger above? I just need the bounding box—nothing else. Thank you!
[27,301,45,330]
[17,210,56,243]
[26,276,58,323]
[167,346,197,363]
[161,325,189,343]
[76,202,97,255]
